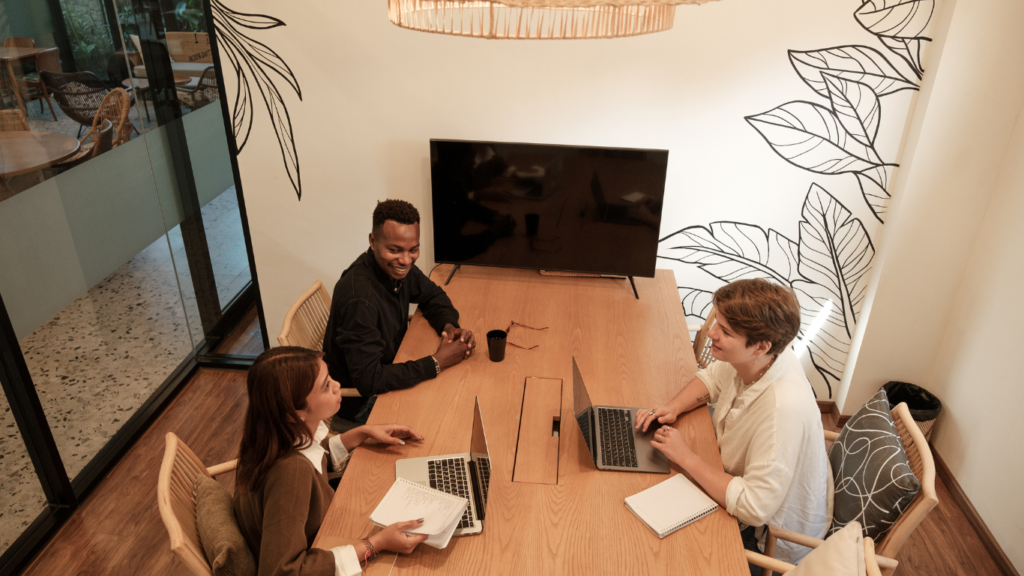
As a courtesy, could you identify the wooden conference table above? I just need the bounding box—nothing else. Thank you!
[315,266,747,575]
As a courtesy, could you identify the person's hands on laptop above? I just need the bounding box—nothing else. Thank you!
[635,405,679,433]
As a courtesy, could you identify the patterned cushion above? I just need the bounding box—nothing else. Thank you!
[827,389,919,540]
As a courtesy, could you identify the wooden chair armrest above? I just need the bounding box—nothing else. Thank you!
[768,525,826,549]
[340,388,362,397]
[823,430,840,441]
[745,549,795,574]
[864,537,898,574]
[687,323,702,332]
[207,459,238,477]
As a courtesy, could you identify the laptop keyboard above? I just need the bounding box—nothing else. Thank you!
[427,458,475,529]
[598,407,638,468]
[475,457,492,505]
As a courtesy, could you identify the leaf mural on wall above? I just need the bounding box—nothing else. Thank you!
[855,0,935,77]
[212,0,304,199]
[857,168,891,222]
[745,101,888,184]
[789,46,918,98]
[678,287,714,323]
[823,74,881,148]
[792,184,875,395]
[659,222,800,286]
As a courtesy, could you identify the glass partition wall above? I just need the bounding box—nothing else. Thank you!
[0,0,264,572]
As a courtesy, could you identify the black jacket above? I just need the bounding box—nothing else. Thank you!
[322,250,459,405]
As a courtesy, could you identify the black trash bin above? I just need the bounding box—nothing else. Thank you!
[882,381,942,440]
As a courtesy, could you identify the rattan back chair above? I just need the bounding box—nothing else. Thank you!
[44,119,113,177]
[17,47,60,121]
[3,38,35,49]
[0,109,29,132]
[691,306,717,369]
[771,402,937,576]
[93,87,131,146]
[40,70,110,137]
[157,432,239,576]
[278,280,360,398]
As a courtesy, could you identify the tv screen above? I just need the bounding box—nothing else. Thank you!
[430,139,668,278]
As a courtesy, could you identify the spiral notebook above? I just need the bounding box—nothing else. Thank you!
[624,474,718,538]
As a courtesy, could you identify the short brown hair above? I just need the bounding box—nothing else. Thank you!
[236,347,322,493]
[373,199,420,232]
[713,279,800,354]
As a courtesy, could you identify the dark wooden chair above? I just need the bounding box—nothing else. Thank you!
[15,47,60,121]
[176,66,219,111]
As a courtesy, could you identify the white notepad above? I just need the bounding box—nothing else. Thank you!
[370,477,469,549]
[625,474,719,538]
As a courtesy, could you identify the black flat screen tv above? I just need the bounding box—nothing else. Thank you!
[430,139,668,278]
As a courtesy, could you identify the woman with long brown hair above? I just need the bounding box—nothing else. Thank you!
[233,346,427,575]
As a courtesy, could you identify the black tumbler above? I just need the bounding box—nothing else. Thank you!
[487,330,507,362]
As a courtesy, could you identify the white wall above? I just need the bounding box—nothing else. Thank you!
[927,100,1024,572]
[226,0,926,395]
[840,0,1024,414]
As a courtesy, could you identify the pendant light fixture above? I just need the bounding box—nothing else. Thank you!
[388,0,717,40]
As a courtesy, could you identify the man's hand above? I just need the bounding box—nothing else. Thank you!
[435,335,472,369]
[442,324,475,358]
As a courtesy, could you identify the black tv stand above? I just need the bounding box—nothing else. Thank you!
[444,264,460,286]
[628,276,639,299]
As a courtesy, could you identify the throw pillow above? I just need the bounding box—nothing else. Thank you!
[194,475,257,576]
[787,521,865,576]
[827,389,920,541]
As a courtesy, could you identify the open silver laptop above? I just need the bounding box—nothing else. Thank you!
[395,397,492,537]
[572,357,670,474]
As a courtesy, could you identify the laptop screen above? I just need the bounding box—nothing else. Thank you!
[469,397,492,520]
[571,357,599,466]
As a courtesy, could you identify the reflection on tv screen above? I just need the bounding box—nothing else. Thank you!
[430,140,668,278]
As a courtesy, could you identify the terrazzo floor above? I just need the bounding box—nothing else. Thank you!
[0,187,249,555]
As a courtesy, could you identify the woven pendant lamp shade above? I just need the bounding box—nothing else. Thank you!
[388,0,717,40]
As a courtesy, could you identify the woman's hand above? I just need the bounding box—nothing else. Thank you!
[370,519,429,554]
[361,424,424,446]
[635,405,678,432]
[650,425,696,468]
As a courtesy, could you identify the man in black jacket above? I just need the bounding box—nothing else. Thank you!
[323,199,474,423]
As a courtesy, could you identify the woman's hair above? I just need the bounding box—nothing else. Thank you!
[713,278,801,355]
[236,346,322,493]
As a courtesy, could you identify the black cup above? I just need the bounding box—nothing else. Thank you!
[525,213,540,237]
[487,330,507,362]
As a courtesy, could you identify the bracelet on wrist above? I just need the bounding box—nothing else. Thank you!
[361,538,378,567]
[430,355,441,375]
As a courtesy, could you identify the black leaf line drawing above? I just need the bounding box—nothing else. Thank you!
[678,287,714,323]
[792,184,875,396]
[855,0,935,78]
[790,46,918,98]
[211,0,304,199]
[667,3,935,397]
[659,222,800,286]
[745,100,894,191]
[659,185,873,398]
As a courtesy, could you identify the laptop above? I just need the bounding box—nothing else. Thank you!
[572,357,671,473]
[590,172,634,224]
[395,397,493,537]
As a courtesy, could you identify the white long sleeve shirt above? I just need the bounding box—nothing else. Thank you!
[696,349,831,564]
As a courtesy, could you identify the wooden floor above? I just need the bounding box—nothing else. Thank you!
[213,304,265,356]
[19,310,1008,574]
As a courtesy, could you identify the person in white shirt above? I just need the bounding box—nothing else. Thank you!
[233,347,429,576]
[635,279,830,569]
